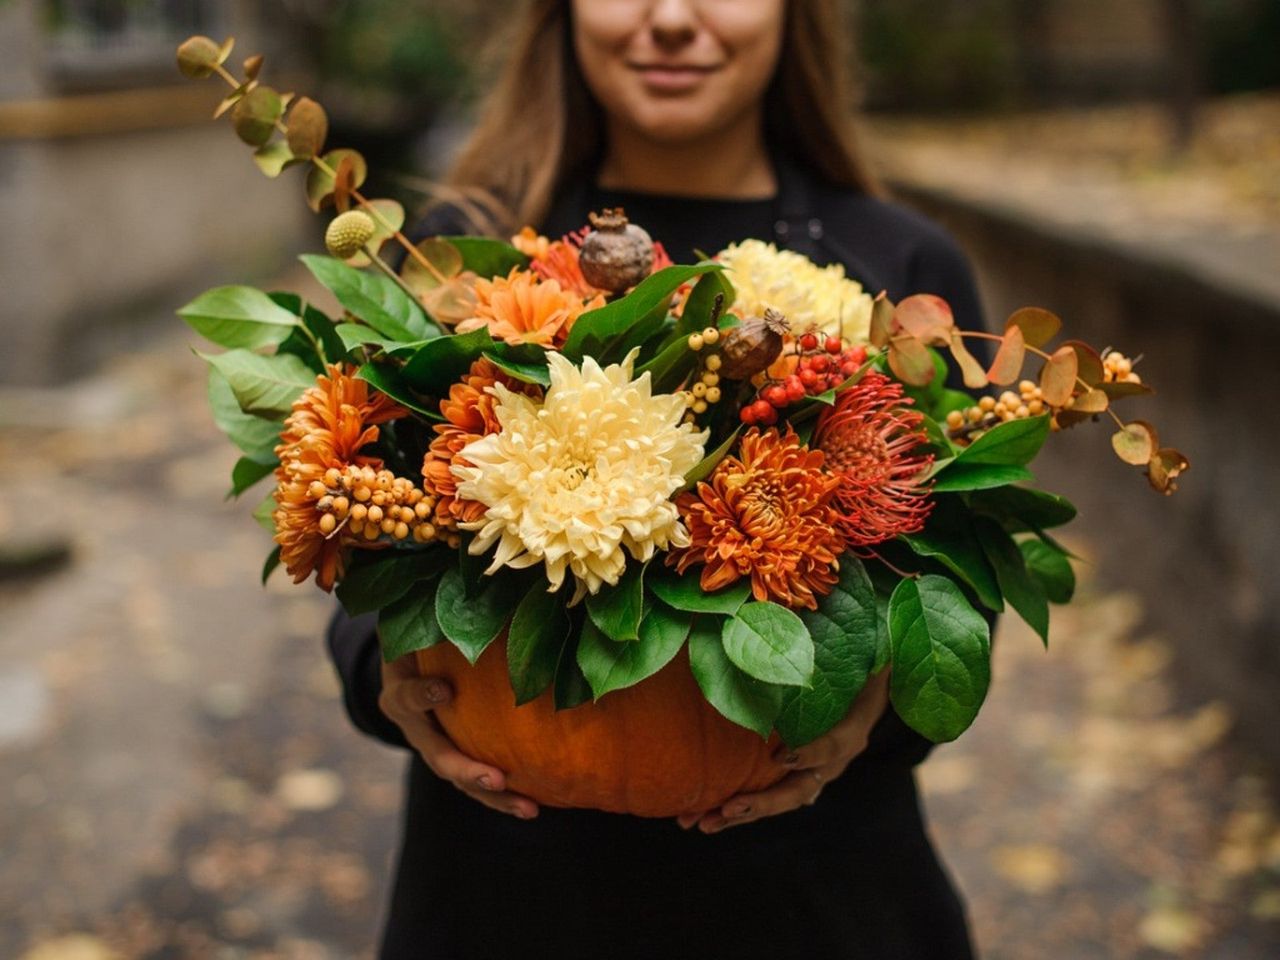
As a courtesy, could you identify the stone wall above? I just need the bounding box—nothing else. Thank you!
[897,183,1280,762]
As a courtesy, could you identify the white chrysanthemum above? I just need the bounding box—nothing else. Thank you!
[717,239,874,343]
[453,350,708,602]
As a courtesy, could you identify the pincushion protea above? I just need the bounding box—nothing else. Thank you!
[669,427,846,610]
[273,365,406,590]
[813,372,935,547]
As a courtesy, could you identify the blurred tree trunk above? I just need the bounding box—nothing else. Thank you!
[1159,0,1203,153]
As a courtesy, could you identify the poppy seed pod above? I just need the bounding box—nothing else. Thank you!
[578,209,654,295]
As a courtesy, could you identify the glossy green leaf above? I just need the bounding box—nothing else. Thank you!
[301,254,432,342]
[336,550,452,618]
[953,415,1050,467]
[585,562,647,642]
[261,546,282,585]
[355,362,440,418]
[434,564,514,664]
[1020,538,1075,604]
[679,426,740,493]
[207,368,282,462]
[888,575,991,742]
[178,285,299,350]
[378,584,447,661]
[975,516,1049,645]
[227,456,275,499]
[688,616,784,738]
[553,633,594,710]
[722,602,814,688]
[333,323,431,357]
[900,499,1003,612]
[482,351,551,386]
[577,602,692,699]
[507,582,572,704]
[675,268,734,338]
[647,563,751,615]
[775,558,880,747]
[930,463,1035,493]
[636,334,700,394]
[441,236,528,277]
[199,349,316,418]
[252,491,275,534]
[400,328,497,396]
[970,486,1077,532]
[561,264,721,362]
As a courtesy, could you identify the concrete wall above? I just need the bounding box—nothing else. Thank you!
[898,184,1280,762]
[0,0,309,385]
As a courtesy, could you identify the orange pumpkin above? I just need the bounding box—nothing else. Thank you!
[415,635,786,817]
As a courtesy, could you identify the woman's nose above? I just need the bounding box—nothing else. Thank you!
[649,0,698,50]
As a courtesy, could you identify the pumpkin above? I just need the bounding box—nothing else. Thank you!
[415,635,786,817]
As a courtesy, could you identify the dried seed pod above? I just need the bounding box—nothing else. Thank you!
[717,308,790,380]
[578,208,654,294]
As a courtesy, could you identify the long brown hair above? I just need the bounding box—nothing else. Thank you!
[445,0,879,235]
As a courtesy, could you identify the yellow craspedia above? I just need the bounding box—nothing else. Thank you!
[324,210,376,260]
[716,239,874,343]
[453,350,708,602]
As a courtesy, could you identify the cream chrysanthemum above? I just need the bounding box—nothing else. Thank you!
[453,350,708,601]
[717,239,874,343]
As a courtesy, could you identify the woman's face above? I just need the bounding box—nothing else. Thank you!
[571,0,786,143]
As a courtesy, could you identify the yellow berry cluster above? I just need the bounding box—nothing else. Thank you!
[946,380,1048,442]
[682,329,725,423]
[311,465,456,547]
[1102,350,1141,384]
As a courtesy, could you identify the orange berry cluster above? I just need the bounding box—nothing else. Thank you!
[311,465,457,547]
[946,380,1047,442]
[1102,350,1141,384]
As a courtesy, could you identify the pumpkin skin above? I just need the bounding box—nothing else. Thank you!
[415,635,787,817]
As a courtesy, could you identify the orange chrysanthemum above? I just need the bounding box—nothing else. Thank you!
[421,357,543,531]
[668,427,845,610]
[812,372,935,547]
[455,267,605,347]
[273,365,406,590]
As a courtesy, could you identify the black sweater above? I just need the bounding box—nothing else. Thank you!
[327,159,986,960]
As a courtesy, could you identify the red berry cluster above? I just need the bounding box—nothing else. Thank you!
[738,333,868,426]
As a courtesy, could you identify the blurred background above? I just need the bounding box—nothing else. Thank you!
[1,1,1278,957]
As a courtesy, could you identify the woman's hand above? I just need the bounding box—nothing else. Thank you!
[679,668,891,834]
[379,654,539,820]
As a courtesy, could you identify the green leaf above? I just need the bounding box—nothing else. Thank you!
[900,498,1003,612]
[646,563,751,615]
[688,615,784,738]
[178,286,299,350]
[434,563,513,664]
[336,550,451,618]
[553,633,594,710]
[635,334,700,394]
[888,575,991,742]
[970,485,1077,532]
[207,368,282,461]
[378,585,447,661]
[199,349,316,418]
[400,328,497,396]
[252,140,298,178]
[675,268,734,338]
[441,236,528,277]
[576,601,692,698]
[975,516,1049,644]
[252,491,275,534]
[507,582,572,704]
[585,562,647,642]
[354,362,441,418]
[776,558,880,747]
[301,254,433,342]
[679,427,740,493]
[722,602,814,688]
[930,462,1034,493]
[261,546,282,585]
[1020,538,1075,604]
[227,456,276,499]
[482,351,551,386]
[561,264,721,362]
[953,415,1050,467]
[333,323,431,358]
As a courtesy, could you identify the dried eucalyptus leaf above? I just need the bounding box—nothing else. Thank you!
[987,325,1025,385]
[285,97,328,160]
[176,36,222,79]
[231,85,283,147]
[1111,421,1158,465]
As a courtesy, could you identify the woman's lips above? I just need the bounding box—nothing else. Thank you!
[629,63,719,94]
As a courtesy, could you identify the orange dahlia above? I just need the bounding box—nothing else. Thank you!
[273,365,406,590]
[812,372,935,547]
[455,267,605,347]
[669,427,845,610]
[421,357,543,531]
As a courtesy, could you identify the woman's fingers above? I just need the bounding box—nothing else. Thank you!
[676,812,702,830]
[378,673,453,718]
[698,769,828,833]
[458,783,539,820]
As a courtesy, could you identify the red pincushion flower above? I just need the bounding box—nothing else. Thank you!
[812,372,935,547]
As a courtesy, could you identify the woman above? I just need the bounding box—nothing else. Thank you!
[328,1,988,956]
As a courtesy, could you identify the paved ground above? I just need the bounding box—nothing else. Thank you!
[3,277,1279,955]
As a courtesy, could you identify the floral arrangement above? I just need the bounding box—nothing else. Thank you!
[175,37,1188,816]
